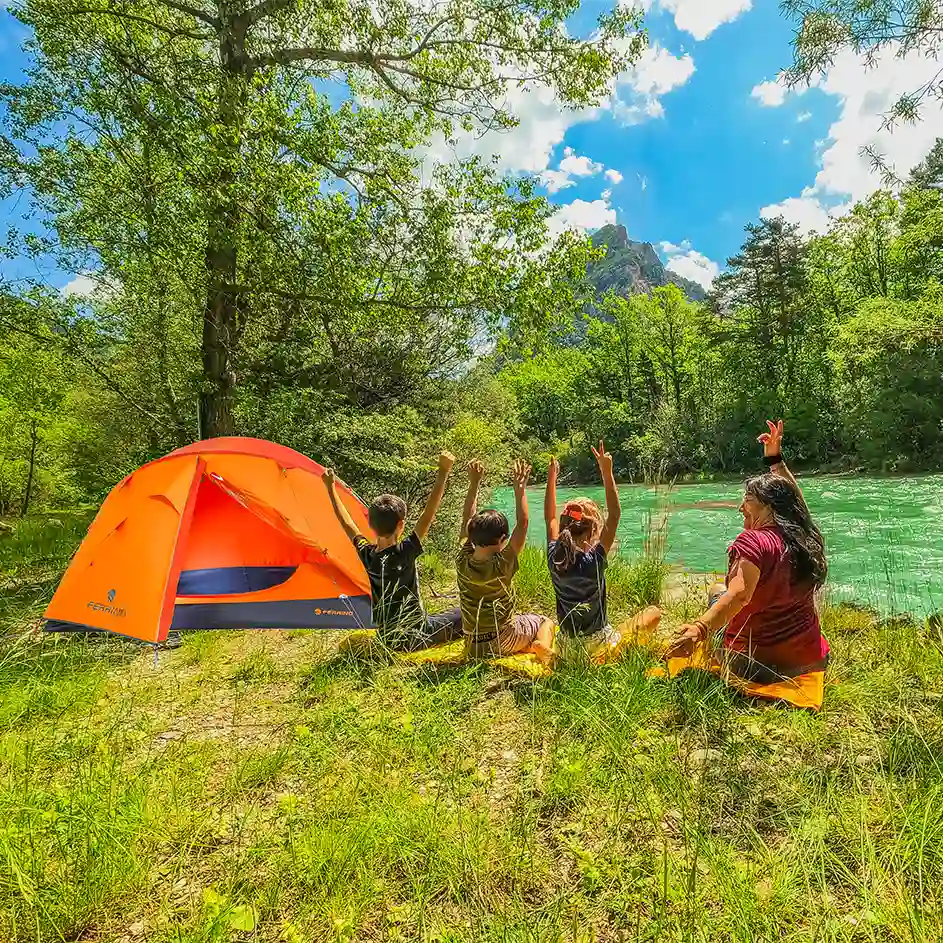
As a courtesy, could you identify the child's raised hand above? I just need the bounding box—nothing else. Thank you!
[323,468,336,489]
[438,451,456,474]
[591,440,613,477]
[468,459,484,483]
[511,459,532,494]
[548,456,560,480]
[757,419,784,457]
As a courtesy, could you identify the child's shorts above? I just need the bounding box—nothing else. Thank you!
[467,613,545,658]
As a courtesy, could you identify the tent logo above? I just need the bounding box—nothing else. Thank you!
[87,590,126,618]
[315,607,353,618]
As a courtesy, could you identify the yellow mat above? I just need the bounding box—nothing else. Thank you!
[646,640,825,710]
[337,630,552,679]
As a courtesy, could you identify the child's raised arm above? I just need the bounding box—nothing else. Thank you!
[324,469,362,542]
[593,441,621,554]
[415,451,455,542]
[508,459,532,556]
[545,457,560,543]
[459,460,484,543]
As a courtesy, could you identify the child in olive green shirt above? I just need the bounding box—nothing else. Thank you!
[456,459,554,662]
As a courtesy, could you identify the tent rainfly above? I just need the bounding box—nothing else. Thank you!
[44,437,374,644]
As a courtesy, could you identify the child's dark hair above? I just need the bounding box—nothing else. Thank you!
[550,499,603,573]
[467,509,509,548]
[369,494,407,536]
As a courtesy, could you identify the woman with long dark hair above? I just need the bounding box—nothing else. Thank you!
[666,420,830,683]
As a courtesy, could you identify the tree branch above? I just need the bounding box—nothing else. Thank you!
[156,0,220,27]
[63,7,213,40]
[0,316,171,429]
[240,0,298,29]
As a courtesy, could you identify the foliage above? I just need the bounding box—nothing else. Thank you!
[0,0,643,440]
[831,291,943,467]
[782,0,943,134]
[498,139,943,479]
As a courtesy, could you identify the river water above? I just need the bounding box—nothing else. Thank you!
[494,475,943,617]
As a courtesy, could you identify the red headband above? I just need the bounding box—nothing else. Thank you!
[563,503,584,521]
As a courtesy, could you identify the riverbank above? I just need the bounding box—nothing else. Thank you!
[2,516,943,941]
[495,474,943,618]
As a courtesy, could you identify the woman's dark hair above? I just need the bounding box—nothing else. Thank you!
[467,509,509,548]
[744,474,828,586]
[550,500,602,573]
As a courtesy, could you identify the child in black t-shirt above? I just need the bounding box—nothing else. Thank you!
[324,453,462,651]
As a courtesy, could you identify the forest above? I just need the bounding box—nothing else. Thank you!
[1,0,942,524]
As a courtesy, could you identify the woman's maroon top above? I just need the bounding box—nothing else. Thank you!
[724,526,829,672]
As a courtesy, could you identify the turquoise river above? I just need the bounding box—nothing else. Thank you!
[495,475,943,617]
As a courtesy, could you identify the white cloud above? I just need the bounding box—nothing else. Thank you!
[759,43,943,236]
[605,168,624,184]
[782,137,791,145]
[659,240,720,290]
[61,273,114,299]
[751,77,788,107]
[540,169,576,194]
[614,45,695,125]
[797,111,812,122]
[629,45,695,97]
[421,80,598,178]
[632,0,752,40]
[540,146,609,193]
[547,196,616,239]
[759,188,844,235]
[559,147,603,177]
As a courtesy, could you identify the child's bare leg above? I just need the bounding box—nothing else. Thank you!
[619,606,663,646]
[532,617,556,666]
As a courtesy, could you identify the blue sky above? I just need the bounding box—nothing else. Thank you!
[2,0,941,293]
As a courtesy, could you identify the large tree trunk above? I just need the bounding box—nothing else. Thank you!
[200,264,238,438]
[199,10,248,438]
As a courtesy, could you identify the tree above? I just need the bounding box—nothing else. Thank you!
[831,291,943,466]
[711,216,811,395]
[782,0,943,127]
[908,136,943,190]
[0,328,68,514]
[2,0,644,436]
[501,349,591,444]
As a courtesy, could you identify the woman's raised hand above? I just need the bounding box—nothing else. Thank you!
[548,456,560,481]
[757,419,784,458]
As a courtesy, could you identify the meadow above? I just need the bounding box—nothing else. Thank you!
[1,516,943,943]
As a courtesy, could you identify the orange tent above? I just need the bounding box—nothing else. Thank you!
[44,437,374,643]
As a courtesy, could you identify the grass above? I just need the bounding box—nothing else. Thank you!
[513,545,668,619]
[1,517,943,941]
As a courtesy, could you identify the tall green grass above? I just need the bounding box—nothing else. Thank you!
[514,545,668,620]
[4,518,943,941]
